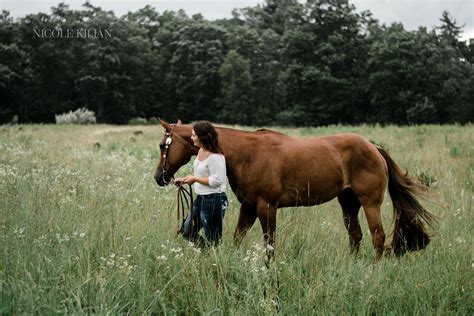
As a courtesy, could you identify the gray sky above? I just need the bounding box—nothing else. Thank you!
[2,0,473,40]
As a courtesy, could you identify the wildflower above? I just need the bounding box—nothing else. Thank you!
[157,255,167,261]
[34,235,47,243]
[13,227,26,238]
[56,233,70,242]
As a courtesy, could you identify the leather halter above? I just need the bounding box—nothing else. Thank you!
[160,124,176,184]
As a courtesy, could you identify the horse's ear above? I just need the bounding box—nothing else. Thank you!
[159,119,171,131]
[177,119,182,125]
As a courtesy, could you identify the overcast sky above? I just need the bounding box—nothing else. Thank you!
[2,0,473,40]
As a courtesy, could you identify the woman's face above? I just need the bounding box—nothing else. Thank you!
[191,129,201,147]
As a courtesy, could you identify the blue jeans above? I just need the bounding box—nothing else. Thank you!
[181,192,228,246]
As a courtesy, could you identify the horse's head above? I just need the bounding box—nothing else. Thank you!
[154,119,198,186]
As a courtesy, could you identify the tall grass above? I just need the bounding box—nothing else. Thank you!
[1,124,473,314]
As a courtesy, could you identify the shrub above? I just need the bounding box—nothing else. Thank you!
[275,107,307,126]
[147,117,159,125]
[128,117,147,125]
[55,108,96,124]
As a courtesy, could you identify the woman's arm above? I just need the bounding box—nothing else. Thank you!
[174,175,209,185]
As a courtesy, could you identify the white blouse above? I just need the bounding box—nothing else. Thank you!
[193,153,227,195]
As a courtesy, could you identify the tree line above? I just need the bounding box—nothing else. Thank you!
[1,0,473,125]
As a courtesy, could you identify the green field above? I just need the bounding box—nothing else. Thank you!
[1,124,473,314]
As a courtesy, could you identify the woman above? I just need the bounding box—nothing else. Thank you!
[174,121,228,247]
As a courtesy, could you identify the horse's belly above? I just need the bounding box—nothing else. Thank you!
[278,188,339,207]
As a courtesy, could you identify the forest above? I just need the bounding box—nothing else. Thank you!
[0,0,473,125]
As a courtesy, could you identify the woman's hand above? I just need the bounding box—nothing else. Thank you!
[173,175,196,185]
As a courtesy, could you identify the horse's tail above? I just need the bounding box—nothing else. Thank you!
[375,146,438,256]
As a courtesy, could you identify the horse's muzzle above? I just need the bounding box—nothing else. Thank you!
[154,169,170,187]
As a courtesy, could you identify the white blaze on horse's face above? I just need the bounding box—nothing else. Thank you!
[155,131,177,186]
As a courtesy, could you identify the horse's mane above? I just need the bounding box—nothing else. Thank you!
[255,128,292,141]
[255,128,284,135]
[214,126,290,140]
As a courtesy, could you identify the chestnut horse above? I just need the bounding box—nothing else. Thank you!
[154,120,437,259]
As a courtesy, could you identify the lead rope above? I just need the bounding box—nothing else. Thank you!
[176,183,193,234]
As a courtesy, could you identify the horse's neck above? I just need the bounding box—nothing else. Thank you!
[215,128,251,195]
[217,128,252,171]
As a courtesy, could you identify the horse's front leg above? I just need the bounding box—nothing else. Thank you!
[256,199,278,259]
[233,202,257,246]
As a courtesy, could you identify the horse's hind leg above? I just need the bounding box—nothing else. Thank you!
[256,199,277,258]
[234,202,257,246]
[359,196,386,260]
[337,188,363,254]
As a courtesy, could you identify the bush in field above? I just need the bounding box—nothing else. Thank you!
[147,117,159,125]
[55,108,96,124]
[128,117,147,125]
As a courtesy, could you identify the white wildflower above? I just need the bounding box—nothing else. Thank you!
[13,227,26,238]
[170,247,182,253]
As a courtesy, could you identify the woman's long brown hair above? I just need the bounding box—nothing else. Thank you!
[193,121,223,154]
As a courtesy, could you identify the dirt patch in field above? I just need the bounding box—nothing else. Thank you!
[92,126,152,136]
[86,125,163,148]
